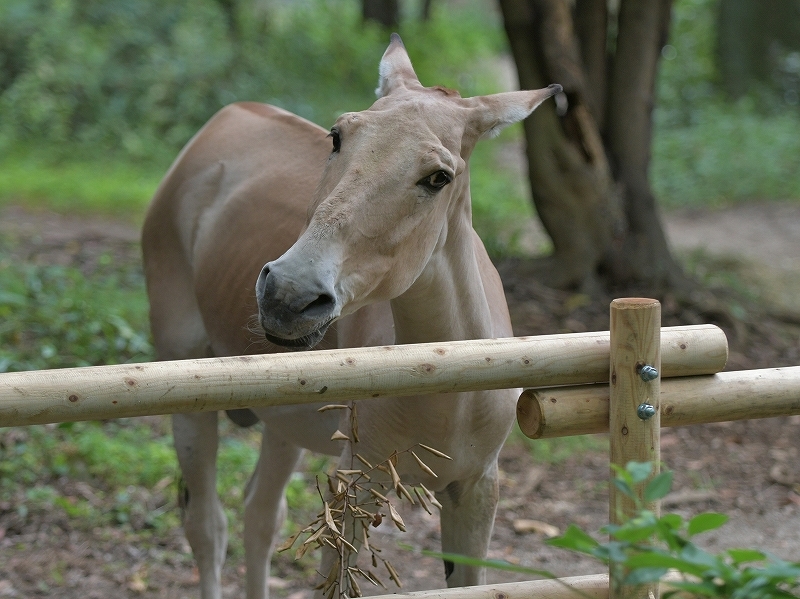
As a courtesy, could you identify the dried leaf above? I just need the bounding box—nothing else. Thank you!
[414,487,432,515]
[512,518,560,537]
[295,540,314,560]
[397,483,415,504]
[301,525,326,547]
[418,443,452,460]
[387,460,401,492]
[318,557,340,592]
[355,568,380,588]
[355,453,373,469]
[347,568,362,597]
[327,476,337,495]
[339,536,358,553]
[330,430,350,441]
[324,579,338,599]
[388,503,406,532]
[366,569,387,589]
[324,502,340,535]
[419,483,443,510]
[351,402,359,443]
[317,404,349,412]
[276,530,302,552]
[321,536,338,550]
[368,488,389,504]
[335,471,351,485]
[385,560,403,588]
[337,469,363,476]
[411,451,438,478]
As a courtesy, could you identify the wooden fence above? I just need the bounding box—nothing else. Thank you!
[1,299,799,598]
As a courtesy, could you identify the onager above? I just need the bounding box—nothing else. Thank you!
[143,34,560,599]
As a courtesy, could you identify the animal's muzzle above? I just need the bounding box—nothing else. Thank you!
[255,262,337,349]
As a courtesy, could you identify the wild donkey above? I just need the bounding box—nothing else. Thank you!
[143,34,560,599]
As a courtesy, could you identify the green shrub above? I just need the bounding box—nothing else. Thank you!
[550,462,800,598]
[0,259,153,372]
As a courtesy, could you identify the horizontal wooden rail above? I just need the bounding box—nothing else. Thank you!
[368,571,687,599]
[387,573,611,599]
[517,366,800,439]
[0,326,727,427]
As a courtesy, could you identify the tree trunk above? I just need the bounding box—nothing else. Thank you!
[363,0,400,29]
[498,0,684,290]
[605,0,681,284]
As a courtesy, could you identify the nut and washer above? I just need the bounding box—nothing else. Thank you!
[637,403,657,420]
[637,364,659,382]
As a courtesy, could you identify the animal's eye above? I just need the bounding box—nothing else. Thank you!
[418,170,452,192]
[329,128,341,153]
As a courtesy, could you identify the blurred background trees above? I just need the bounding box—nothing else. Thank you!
[1,0,799,290]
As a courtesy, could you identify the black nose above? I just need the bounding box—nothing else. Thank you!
[256,263,336,317]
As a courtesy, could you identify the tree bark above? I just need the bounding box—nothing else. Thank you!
[498,0,684,290]
[362,0,400,29]
[499,0,622,290]
[605,0,681,285]
[574,0,607,128]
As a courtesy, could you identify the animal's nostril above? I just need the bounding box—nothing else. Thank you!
[256,264,271,298]
[303,293,334,314]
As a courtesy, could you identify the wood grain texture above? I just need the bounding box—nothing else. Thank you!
[0,326,726,428]
[518,366,800,439]
[609,298,661,599]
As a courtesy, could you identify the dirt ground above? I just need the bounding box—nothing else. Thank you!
[0,201,799,598]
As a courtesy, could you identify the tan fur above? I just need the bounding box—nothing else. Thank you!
[143,35,560,599]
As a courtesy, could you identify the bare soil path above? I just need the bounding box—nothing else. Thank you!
[1,202,799,598]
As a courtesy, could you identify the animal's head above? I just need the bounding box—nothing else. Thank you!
[257,34,560,349]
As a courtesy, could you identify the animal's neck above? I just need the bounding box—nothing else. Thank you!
[390,198,494,345]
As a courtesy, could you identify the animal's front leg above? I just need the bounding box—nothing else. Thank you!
[437,465,501,587]
[172,412,227,599]
[243,430,304,599]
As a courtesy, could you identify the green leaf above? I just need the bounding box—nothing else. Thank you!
[688,512,729,536]
[626,552,708,577]
[726,548,766,565]
[546,524,600,555]
[624,567,669,586]
[680,542,722,571]
[667,580,723,597]
[644,471,674,502]
[612,478,635,499]
[613,514,658,543]
[626,461,654,484]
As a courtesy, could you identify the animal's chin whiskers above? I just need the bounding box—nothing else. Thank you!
[243,314,271,353]
[243,313,329,352]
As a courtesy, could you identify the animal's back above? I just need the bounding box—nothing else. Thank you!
[142,102,331,359]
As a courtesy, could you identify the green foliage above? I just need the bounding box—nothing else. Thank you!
[652,0,800,207]
[0,257,153,372]
[0,420,180,532]
[652,101,800,208]
[0,0,502,158]
[0,146,163,217]
[547,462,800,598]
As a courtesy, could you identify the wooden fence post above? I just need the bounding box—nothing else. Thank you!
[609,298,661,599]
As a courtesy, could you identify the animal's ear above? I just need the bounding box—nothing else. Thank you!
[376,33,421,98]
[469,84,563,139]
